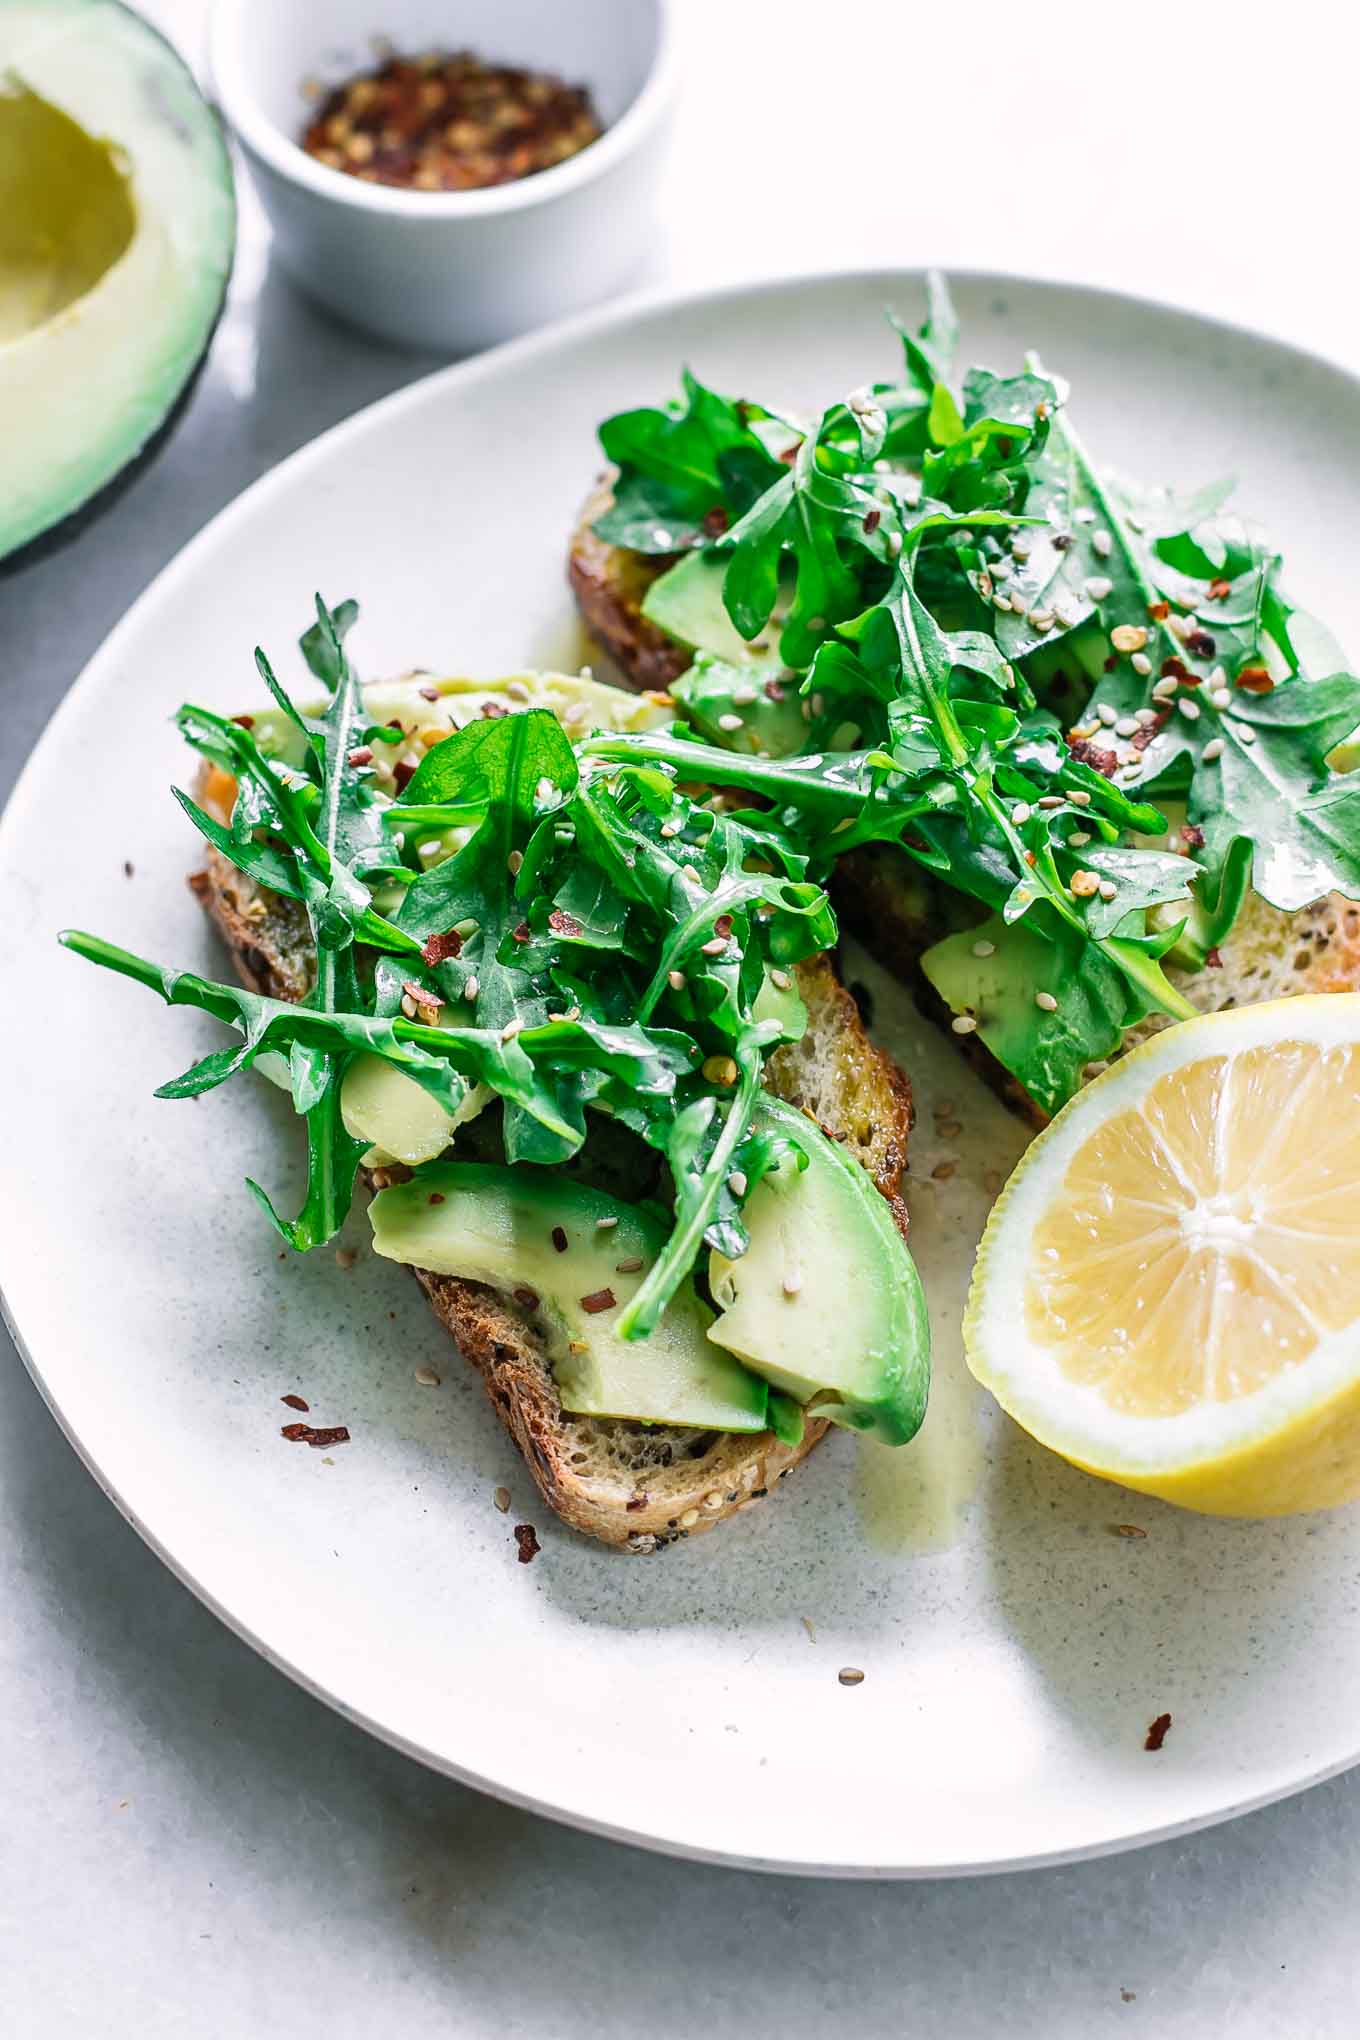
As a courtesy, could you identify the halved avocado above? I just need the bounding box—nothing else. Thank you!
[0,0,236,564]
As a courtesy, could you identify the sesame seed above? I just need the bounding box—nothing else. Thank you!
[1073,507,1096,524]
[991,557,1013,580]
[504,680,531,703]
[1091,530,1113,558]
[770,968,792,991]
[507,849,523,875]
[563,700,589,726]
[718,712,743,733]
[1098,880,1118,900]
[1035,991,1059,1012]
[1135,707,1159,725]
[414,1365,441,1387]
[703,1491,725,1512]
[931,1160,956,1182]
[951,1014,979,1034]
[615,1256,644,1274]
[1202,737,1225,761]
[1084,575,1113,601]
[678,1509,700,1529]
[838,1667,865,1687]
[887,531,903,558]
[732,686,758,707]
[462,975,479,1001]
[500,1016,523,1041]
[1011,802,1032,824]
[971,940,995,958]
[810,692,825,718]
[700,935,729,956]
[1037,795,1064,809]
[1028,609,1054,631]
[1069,722,1097,740]
[594,1218,620,1238]
[534,776,555,804]
[1178,698,1201,721]
[667,968,686,991]
[1210,687,1232,709]
[659,820,681,838]
[1069,789,1092,806]
[1010,539,1031,561]
[400,992,417,1019]
[1097,703,1119,726]
[1234,722,1257,745]
[1131,652,1153,677]
[1069,869,1100,897]
[1114,716,1139,737]
[494,1486,511,1512]
[782,1267,803,1296]
[728,1170,748,1197]
[681,863,703,886]
[1152,675,1179,700]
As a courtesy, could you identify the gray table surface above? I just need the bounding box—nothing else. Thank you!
[7,3,1360,2033]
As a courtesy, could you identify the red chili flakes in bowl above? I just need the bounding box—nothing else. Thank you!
[302,50,603,193]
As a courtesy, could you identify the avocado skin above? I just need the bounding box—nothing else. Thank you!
[0,0,237,573]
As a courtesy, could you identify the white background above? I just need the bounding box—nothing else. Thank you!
[6,1,1360,2032]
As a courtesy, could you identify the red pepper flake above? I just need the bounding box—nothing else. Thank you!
[428,1191,446,1205]
[760,678,787,709]
[511,920,532,943]
[421,928,463,966]
[480,700,509,719]
[625,1494,649,1512]
[513,1523,541,1564]
[1235,664,1275,694]
[1180,823,1205,850]
[1160,655,1190,682]
[547,908,582,936]
[513,1285,540,1312]
[862,507,882,535]
[281,1393,310,1413]
[232,713,255,729]
[418,685,440,702]
[1110,1523,1147,1538]
[1102,655,1117,672]
[713,913,734,939]
[579,1286,617,1314]
[1024,850,1036,866]
[1069,738,1119,778]
[1185,629,1217,659]
[1147,599,1171,621]
[1205,945,1223,969]
[393,759,417,792]
[1208,578,1232,601]
[402,978,444,1009]
[1144,1711,1172,1752]
[347,745,374,767]
[996,436,1014,459]
[1131,711,1169,751]
[702,505,729,537]
[281,1422,351,1449]
[123,860,134,878]
[387,719,405,733]
[551,1226,569,1253]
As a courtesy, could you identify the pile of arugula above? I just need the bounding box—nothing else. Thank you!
[62,600,833,1337]
[587,275,1360,1112]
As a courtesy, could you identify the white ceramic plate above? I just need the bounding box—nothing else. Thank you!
[8,271,1360,1878]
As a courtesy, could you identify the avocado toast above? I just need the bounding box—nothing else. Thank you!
[567,276,1360,1125]
[64,608,925,1552]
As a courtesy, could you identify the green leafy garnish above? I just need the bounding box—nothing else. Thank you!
[591,277,1360,1110]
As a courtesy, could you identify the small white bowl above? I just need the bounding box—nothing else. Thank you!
[209,0,675,353]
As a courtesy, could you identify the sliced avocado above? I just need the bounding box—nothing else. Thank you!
[369,1162,770,1433]
[340,1059,490,1168]
[708,1097,930,1446]
[0,0,236,564]
[244,668,671,772]
[752,967,807,1042]
[642,550,787,669]
[672,652,807,759]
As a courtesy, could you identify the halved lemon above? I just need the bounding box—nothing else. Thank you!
[964,996,1360,1516]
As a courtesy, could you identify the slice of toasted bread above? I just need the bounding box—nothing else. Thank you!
[567,483,1360,1125]
[189,777,913,1553]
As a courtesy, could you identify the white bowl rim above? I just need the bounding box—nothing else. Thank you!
[207,0,677,219]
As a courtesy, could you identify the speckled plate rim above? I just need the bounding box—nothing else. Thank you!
[7,266,1360,1878]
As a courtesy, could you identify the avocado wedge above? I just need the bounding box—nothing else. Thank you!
[708,1097,931,1445]
[0,0,235,565]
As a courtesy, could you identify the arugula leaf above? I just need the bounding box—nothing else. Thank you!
[592,370,783,553]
